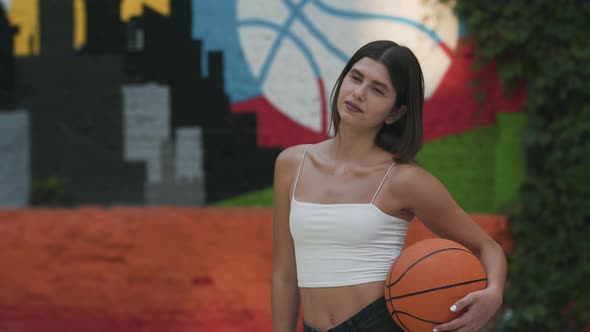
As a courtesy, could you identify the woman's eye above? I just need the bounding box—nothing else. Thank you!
[350,75,361,81]
[373,88,384,95]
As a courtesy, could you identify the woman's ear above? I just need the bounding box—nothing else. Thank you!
[385,105,407,125]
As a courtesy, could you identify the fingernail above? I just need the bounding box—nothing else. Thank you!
[450,304,457,312]
[433,329,438,332]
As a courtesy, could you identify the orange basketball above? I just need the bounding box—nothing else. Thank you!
[384,238,487,332]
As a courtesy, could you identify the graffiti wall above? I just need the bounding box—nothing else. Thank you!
[0,1,526,331]
[0,0,524,211]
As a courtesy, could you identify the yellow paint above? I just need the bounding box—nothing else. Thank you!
[7,0,169,56]
[121,0,169,22]
[7,0,39,56]
[73,0,86,49]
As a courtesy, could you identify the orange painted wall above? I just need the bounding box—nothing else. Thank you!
[0,208,512,331]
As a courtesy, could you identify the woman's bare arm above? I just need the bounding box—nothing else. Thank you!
[272,146,303,332]
[392,165,507,332]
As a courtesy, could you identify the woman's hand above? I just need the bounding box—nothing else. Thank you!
[433,286,503,332]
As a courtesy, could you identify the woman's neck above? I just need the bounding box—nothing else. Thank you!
[330,127,380,163]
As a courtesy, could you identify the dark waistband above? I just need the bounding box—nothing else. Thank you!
[303,296,387,331]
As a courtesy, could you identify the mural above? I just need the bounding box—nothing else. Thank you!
[0,0,281,206]
[0,0,524,210]
[0,1,526,330]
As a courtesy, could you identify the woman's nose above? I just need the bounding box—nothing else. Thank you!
[352,86,366,101]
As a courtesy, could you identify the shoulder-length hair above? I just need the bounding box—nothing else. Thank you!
[329,40,425,163]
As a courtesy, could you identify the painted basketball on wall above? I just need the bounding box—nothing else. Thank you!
[231,0,459,146]
[237,0,457,133]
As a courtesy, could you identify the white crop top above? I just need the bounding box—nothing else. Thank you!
[290,145,409,288]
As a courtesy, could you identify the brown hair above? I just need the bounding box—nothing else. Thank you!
[329,40,425,163]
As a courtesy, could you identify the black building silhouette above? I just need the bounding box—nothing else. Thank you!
[123,2,280,203]
[82,0,125,53]
[9,0,279,205]
[15,0,145,205]
[0,4,18,109]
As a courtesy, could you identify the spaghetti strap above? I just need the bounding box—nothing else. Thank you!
[292,144,311,200]
[370,161,396,204]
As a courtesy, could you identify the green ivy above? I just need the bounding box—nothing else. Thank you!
[439,1,590,330]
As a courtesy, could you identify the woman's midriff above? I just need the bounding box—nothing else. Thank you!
[299,280,386,331]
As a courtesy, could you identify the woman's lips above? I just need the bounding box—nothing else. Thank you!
[344,101,363,113]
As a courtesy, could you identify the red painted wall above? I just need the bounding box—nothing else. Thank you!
[0,207,512,331]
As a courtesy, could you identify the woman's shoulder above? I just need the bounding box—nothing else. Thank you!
[276,144,309,162]
[274,144,312,173]
[388,162,438,188]
[386,162,449,203]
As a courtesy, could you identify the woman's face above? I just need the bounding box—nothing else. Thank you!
[337,57,398,130]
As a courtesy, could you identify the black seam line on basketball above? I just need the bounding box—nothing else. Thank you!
[390,306,411,332]
[385,247,472,288]
[388,289,410,332]
[385,278,488,301]
[396,313,412,332]
[392,310,444,325]
[399,315,412,332]
[390,309,412,332]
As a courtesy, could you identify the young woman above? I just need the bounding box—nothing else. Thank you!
[272,40,506,332]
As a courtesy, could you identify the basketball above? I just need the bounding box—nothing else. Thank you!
[384,238,488,332]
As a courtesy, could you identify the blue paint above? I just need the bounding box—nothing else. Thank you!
[257,0,307,83]
[311,0,444,44]
[193,0,458,103]
[458,15,468,37]
[193,0,261,102]
[239,19,321,79]
[283,0,349,62]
